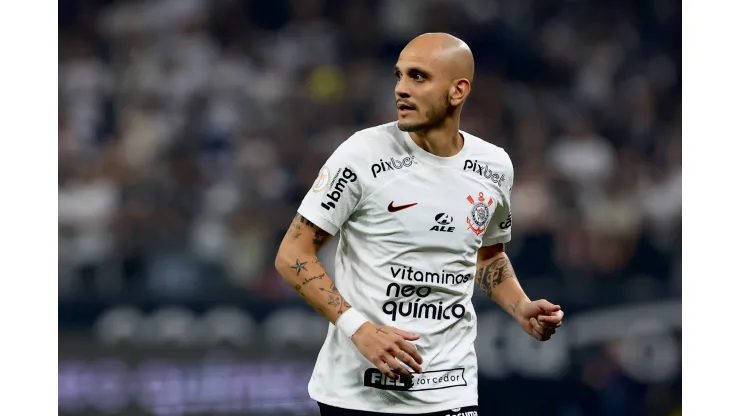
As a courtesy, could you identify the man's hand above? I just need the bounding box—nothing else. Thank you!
[351,323,424,380]
[515,299,564,342]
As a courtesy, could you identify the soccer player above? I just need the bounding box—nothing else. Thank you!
[275,33,564,416]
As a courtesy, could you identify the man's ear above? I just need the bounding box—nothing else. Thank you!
[449,78,471,106]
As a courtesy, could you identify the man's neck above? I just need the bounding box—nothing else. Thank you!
[409,120,463,157]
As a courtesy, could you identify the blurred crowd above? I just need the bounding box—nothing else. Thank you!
[58,0,681,305]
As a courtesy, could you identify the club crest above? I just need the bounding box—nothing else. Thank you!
[466,192,494,235]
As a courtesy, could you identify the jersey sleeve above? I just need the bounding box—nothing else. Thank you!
[297,137,367,236]
[481,157,514,247]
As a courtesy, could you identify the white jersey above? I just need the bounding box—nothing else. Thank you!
[297,121,514,414]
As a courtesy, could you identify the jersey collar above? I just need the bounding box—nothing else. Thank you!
[397,123,470,167]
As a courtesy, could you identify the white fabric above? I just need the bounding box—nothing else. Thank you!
[335,308,370,339]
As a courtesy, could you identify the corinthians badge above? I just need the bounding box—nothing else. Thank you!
[466,192,494,236]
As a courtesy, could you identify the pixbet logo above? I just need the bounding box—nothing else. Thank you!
[463,160,506,186]
[371,155,417,178]
[320,167,357,211]
[430,213,455,232]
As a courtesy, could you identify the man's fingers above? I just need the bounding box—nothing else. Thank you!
[393,328,421,341]
[529,317,545,339]
[530,317,542,331]
[531,316,559,342]
[384,355,411,377]
[396,344,423,373]
[398,341,424,367]
[537,315,562,326]
[371,357,397,380]
[531,317,560,341]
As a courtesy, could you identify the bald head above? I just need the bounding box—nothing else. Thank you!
[401,33,474,83]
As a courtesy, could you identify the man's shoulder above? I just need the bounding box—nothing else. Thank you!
[348,122,400,147]
[462,131,513,170]
[334,122,404,161]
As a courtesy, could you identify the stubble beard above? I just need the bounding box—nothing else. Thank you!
[398,94,451,132]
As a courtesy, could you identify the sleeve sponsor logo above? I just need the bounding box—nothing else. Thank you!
[329,168,342,189]
[363,368,467,392]
[311,166,332,193]
[320,167,357,211]
[499,213,512,230]
[463,159,506,186]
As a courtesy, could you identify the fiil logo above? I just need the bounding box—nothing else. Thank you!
[430,213,455,232]
[320,167,357,211]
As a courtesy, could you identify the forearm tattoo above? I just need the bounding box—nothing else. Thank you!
[475,255,516,298]
[319,283,352,316]
[290,266,349,318]
[284,215,350,320]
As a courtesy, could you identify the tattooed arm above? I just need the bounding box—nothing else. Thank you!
[475,243,564,341]
[274,213,351,324]
[475,243,529,322]
[275,212,425,376]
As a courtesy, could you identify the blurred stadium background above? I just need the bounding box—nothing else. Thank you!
[58,0,681,415]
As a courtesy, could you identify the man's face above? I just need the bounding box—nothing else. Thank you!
[394,54,452,132]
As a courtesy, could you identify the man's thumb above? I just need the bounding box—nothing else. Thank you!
[535,300,561,313]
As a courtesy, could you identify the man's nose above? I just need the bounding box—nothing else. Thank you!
[395,79,410,99]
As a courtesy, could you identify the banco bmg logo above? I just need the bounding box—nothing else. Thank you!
[371,155,417,178]
[320,167,357,211]
[463,159,506,186]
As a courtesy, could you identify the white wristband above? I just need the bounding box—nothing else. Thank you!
[335,308,369,339]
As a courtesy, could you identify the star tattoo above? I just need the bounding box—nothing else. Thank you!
[290,259,308,275]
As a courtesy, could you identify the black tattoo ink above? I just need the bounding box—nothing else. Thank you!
[300,273,325,286]
[290,259,308,275]
[476,256,515,298]
[313,232,328,248]
[328,294,341,307]
[298,215,316,227]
